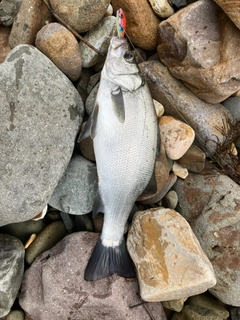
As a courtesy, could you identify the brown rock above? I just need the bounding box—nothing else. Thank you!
[49,0,110,33]
[0,26,11,63]
[112,0,160,50]
[19,232,167,320]
[127,208,216,302]
[139,60,235,156]
[157,0,240,104]
[213,0,240,30]
[176,144,206,173]
[35,23,82,82]
[9,0,52,48]
[78,122,95,162]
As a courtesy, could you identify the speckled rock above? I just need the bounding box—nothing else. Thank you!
[159,116,195,160]
[127,208,216,302]
[176,144,206,173]
[35,23,82,82]
[79,16,116,68]
[49,154,98,215]
[49,0,110,33]
[0,26,11,63]
[157,0,240,104]
[9,0,52,48]
[0,45,83,226]
[19,232,167,320]
[139,60,234,156]
[173,166,240,306]
[25,220,66,265]
[112,0,160,50]
[0,234,25,317]
[0,0,22,26]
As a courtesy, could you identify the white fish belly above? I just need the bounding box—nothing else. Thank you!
[94,83,157,244]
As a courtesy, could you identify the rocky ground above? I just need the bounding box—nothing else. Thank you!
[0,0,240,319]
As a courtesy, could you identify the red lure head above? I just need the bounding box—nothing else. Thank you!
[116,8,126,38]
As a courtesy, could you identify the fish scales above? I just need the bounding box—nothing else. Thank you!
[81,36,158,281]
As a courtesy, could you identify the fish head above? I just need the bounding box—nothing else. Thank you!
[103,36,144,92]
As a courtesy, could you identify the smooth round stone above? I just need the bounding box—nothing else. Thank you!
[25,220,66,264]
[0,26,11,63]
[176,144,206,173]
[0,0,22,26]
[0,234,25,318]
[148,0,174,18]
[9,0,53,48]
[49,0,110,33]
[163,190,178,209]
[153,99,164,118]
[6,310,25,320]
[79,16,116,68]
[35,23,82,82]
[159,116,195,160]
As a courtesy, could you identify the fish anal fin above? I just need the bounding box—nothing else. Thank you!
[92,189,105,218]
[77,104,99,143]
[111,87,125,123]
[141,170,157,197]
[84,236,136,281]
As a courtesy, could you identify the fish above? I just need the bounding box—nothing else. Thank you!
[78,35,160,281]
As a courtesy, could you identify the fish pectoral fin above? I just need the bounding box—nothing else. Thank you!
[77,104,99,142]
[141,169,157,197]
[92,189,105,217]
[84,236,136,281]
[111,87,125,123]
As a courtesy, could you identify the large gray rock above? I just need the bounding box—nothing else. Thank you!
[19,232,167,320]
[49,154,98,215]
[0,234,25,317]
[0,45,84,226]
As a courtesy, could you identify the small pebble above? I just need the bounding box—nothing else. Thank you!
[172,161,189,179]
[162,190,178,209]
[162,297,187,312]
[148,0,174,18]
[6,310,25,320]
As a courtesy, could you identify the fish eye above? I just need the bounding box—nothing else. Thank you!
[124,52,134,62]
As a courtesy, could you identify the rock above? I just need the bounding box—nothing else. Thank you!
[25,220,66,265]
[127,208,216,302]
[0,0,22,26]
[229,307,240,320]
[0,45,83,226]
[222,96,240,121]
[79,16,116,68]
[171,304,225,320]
[171,0,187,8]
[139,60,234,156]
[19,232,167,320]
[148,0,174,18]
[87,72,101,94]
[49,154,98,215]
[0,234,25,317]
[162,297,187,312]
[137,144,170,204]
[59,212,75,233]
[213,0,240,30]
[5,310,25,320]
[76,68,94,103]
[35,22,82,82]
[49,0,110,33]
[85,83,99,115]
[159,115,195,160]
[162,190,178,209]
[0,26,11,63]
[75,214,93,232]
[173,166,240,306]
[9,0,52,48]
[157,0,240,104]
[187,293,230,319]
[153,99,164,118]
[0,219,44,243]
[172,162,189,179]
[112,0,160,50]
[176,144,206,173]
[78,122,95,162]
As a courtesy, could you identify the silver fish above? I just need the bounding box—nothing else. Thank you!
[79,36,159,281]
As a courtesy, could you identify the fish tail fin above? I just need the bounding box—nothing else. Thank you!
[84,236,136,281]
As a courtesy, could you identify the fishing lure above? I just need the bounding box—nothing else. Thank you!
[116,8,126,38]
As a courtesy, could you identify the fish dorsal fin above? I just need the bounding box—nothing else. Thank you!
[92,189,105,218]
[111,87,125,123]
[77,104,99,142]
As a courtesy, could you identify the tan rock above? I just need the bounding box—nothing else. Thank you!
[176,144,206,173]
[9,0,52,48]
[149,0,174,18]
[49,0,110,33]
[127,208,216,302]
[0,26,11,63]
[153,99,164,118]
[213,0,240,30]
[162,297,187,312]
[159,116,195,160]
[157,0,240,104]
[35,23,82,82]
[112,0,160,50]
[78,122,95,162]
[172,162,188,179]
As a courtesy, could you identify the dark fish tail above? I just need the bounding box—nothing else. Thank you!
[84,236,136,281]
